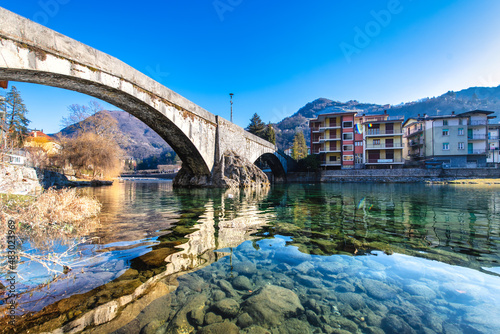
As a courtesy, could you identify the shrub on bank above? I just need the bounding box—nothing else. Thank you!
[0,188,102,274]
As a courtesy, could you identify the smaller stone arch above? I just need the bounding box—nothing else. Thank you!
[255,153,287,183]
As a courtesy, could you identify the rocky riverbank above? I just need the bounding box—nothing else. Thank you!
[0,163,112,195]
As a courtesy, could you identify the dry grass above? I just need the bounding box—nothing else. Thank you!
[447,178,500,185]
[0,188,102,275]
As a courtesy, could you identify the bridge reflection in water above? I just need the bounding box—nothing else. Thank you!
[3,183,273,334]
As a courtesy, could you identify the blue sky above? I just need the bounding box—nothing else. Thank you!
[2,0,500,133]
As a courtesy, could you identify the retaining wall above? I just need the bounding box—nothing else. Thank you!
[286,168,500,183]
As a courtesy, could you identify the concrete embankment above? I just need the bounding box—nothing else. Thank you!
[285,168,500,183]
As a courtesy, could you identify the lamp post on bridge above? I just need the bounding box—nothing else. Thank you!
[229,93,234,123]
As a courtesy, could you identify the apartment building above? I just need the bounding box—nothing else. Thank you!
[403,110,496,168]
[487,124,500,166]
[309,111,404,169]
[359,113,404,168]
[309,111,357,169]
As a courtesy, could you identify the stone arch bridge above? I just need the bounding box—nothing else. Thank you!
[0,7,294,186]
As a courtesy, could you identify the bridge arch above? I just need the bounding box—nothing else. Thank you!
[0,7,289,186]
[0,7,216,177]
[255,153,287,183]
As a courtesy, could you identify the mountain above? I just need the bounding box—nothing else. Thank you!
[56,110,174,160]
[274,85,500,150]
[274,98,386,150]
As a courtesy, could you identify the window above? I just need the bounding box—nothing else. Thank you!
[343,133,353,140]
[458,142,465,150]
[459,118,463,125]
[343,155,354,161]
[458,128,464,136]
[329,155,337,162]
[343,121,353,128]
[355,153,363,164]
[355,141,363,147]
[343,145,354,151]
[373,139,381,145]
[443,143,449,150]
[443,120,448,126]
[442,129,449,136]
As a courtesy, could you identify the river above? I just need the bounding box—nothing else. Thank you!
[2,180,500,333]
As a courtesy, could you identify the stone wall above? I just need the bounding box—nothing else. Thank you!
[286,168,500,183]
[0,163,42,195]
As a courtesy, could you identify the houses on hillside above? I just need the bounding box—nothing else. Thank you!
[309,109,499,169]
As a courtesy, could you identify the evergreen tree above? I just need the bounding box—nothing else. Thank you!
[5,86,30,147]
[292,130,308,160]
[264,123,276,144]
[246,113,266,137]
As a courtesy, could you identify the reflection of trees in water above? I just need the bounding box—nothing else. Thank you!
[255,183,500,271]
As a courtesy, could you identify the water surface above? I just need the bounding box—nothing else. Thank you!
[2,181,500,333]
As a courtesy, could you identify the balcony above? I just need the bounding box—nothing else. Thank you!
[319,124,341,131]
[468,149,487,155]
[319,147,341,153]
[365,129,404,136]
[405,127,423,137]
[468,120,487,126]
[365,142,403,149]
[321,161,342,166]
[488,136,500,140]
[366,158,404,164]
[319,136,341,142]
[468,134,487,140]
[409,139,424,146]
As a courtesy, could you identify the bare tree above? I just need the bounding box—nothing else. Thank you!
[59,101,124,179]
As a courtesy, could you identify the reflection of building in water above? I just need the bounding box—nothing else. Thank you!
[13,187,273,334]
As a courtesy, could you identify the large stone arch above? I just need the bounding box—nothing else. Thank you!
[0,7,216,176]
[255,153,287,183]
[0,7,289,187]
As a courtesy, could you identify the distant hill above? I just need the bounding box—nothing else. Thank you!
[55,110,174,160]
[274,85,500,150]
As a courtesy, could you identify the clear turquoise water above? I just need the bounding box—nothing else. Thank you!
[6,181,500,333]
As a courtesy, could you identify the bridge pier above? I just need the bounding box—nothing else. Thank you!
[173,151,270,188]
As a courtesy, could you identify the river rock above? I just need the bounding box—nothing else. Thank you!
[198,322,240,334]
[212,289,227,301]
[337,292,366,310]
[381,315,415,334]
[218,279,239,298]
[204,312,223,325]
[242,285,304,327]
[166,294,207,334]
[404,284,437,300]
[213,298,240,318]
[189,308,205,326]
[242,325,271,334]
[233,275,253,291]
[362,278,397,300]
[233,261,258,276]
[280,318,311,334]
[237,312,253,328]
[211,151,270,188]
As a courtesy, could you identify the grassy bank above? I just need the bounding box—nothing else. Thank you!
[1,188,102,274]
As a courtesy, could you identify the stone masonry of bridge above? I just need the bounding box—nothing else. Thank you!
[0,7,291,187]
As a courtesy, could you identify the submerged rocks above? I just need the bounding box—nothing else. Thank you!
[213,298,240,318]
[242,285,304,327]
